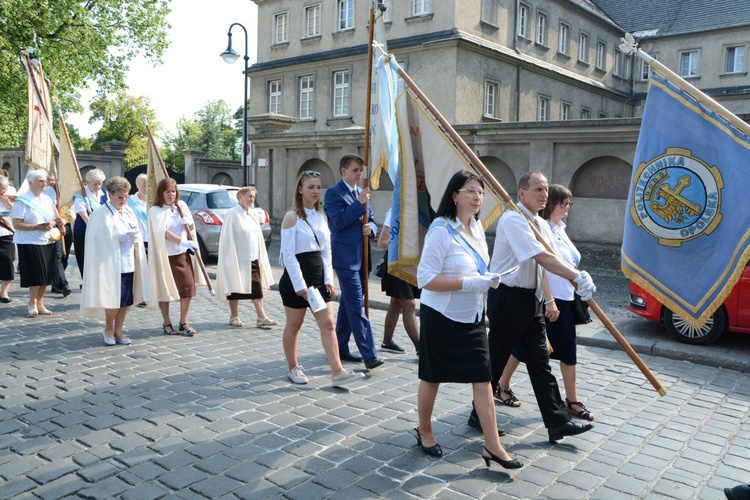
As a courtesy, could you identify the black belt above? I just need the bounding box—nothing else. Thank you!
[499,283,535,294]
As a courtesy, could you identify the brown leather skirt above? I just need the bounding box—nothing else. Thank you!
[168,252,196,298]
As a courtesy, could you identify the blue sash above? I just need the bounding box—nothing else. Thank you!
[127,196,147,223]
[16,192,54,221]
[429,218,487,275]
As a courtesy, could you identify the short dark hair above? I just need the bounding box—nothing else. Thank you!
[339,154,364,175]
[436,170,484,221]
[518,171,546,191]
[541,184,572,219]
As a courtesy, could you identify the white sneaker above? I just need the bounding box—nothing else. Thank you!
[288,365,308,384]
[331,369,365,387]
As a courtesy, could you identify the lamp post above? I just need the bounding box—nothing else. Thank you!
[220,22,252,186]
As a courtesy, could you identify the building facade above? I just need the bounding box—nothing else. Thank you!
[246,0,750,245]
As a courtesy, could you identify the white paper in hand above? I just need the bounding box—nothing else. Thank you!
[307,286,327,313]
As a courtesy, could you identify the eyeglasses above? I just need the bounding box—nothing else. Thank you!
[559,200,574,207]
[456,188,485,197]
[302,171,321,177]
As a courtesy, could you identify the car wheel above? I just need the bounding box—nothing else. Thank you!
[663,307,727,345]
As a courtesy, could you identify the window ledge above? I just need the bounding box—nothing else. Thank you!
[557,51,571,60]
[721,71,747,77]
[326,116,354,126]
[332,28,355,37]
[481,115,503,123]
[682,75,701,80]
[534,42,550,51]
[301,34,322,43]
[517,35,532,43]
[299,118,317,123]
[272,41,290,49]
[576,60,590,68]
[480,20,499,31]
[405,13,434,23]
[594,66,607,75]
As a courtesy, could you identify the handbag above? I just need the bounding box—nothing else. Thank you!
[375,252,387,279]
[573,293,593,325]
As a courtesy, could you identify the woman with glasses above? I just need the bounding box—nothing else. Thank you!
[10,169,65,317]
[80,177,150,346]
[414,170,521,469]
[279,170,364,388]
[72,168,108,279]
[497,185,594,421]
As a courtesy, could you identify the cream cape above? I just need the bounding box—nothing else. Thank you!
[147,200,206,302]
[80,203,151,318]
[215,204,274,297]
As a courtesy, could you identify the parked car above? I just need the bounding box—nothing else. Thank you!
[627,264,750,344]
[178,184,272,256]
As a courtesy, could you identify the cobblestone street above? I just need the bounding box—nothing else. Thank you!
[1,268,749,499]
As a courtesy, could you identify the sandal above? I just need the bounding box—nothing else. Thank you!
[229,316,243,327]
[495,388,522,407]
[162,323,177,335]
[566,398,595,421]
[179,322,197,336]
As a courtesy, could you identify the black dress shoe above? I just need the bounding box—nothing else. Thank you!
[0,297,10,303]
[61,288,71,297]
[548,420,594,442]
[364,357,384,369]
[725,484,750,500]
[468,408,506,437]
[340,352,362,363]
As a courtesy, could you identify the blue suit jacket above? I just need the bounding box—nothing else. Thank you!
[324,180,376,271]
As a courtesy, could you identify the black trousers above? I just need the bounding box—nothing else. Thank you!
[487,284,570,429]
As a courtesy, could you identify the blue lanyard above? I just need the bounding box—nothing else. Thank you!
[429,218,487,275]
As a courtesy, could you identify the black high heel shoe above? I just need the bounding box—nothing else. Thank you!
[482,446,523,469]
[414,428,442,457]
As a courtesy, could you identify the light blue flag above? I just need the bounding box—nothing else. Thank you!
[622,72,750,328]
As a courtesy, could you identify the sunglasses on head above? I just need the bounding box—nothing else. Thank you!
[302,171,321,177]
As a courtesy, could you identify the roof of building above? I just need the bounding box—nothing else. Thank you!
[591,0,750,38]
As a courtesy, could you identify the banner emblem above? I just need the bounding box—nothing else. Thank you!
[630,147,723,247]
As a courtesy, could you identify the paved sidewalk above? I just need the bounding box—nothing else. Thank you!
[1,268,749,499]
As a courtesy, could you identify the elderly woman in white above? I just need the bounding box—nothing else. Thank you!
[80,177,150,345]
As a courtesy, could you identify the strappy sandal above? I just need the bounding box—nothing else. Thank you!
[495,388,522,407]
[566,398,595,421]
[179,322,197,337]
[162,323,177,335]
[229,316,243,327]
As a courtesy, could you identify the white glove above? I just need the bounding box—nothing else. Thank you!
[574,271,596,301]
[179,239,199,252]
[462,273,501,293]
[118,232,132,243]
[180,216,192,226]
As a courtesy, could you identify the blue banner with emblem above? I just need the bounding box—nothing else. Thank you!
[622,72,750,328]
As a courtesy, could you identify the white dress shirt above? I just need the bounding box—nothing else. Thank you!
[547,219,579,301]
[280,208,333,292]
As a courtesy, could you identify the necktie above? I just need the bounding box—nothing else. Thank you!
[352,188,358,199]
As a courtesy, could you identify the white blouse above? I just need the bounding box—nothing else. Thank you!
[164,205,191,257]
[73,186,106,215]
[280,208,333,292]
[104,202,138,273]
[0,185,16,238]
[417,217,488,324]
[547,219,580,301]
[10,192,56,245]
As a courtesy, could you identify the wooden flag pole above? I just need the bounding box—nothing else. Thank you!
[143,119,215,296]
[395,65,667,396]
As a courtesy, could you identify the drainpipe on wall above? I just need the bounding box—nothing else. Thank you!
[513,0,522,122]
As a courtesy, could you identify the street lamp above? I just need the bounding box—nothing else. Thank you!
[220,22,252,186]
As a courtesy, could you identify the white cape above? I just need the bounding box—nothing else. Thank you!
[80,203,151,318]
[148,201,206,302]
[216,204,274,297]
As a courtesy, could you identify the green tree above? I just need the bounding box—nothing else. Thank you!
[162,100,236,167]
[162,116,203,168]
[89,92,157,163]
[0,0,170,147]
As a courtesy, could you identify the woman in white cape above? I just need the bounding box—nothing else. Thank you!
[148,178,205,336]
[80,177,150,345]
[216,185,277,328]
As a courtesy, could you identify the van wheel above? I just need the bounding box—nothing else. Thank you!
[663,307,726,345]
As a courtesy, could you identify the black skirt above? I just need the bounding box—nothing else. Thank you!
[227,261,263,300]
[0,235,14,281]
[381,270,421,300]
[120,272,134,308]
[418,304,491,383]
[279,251,332,309]
[17,243,58,288]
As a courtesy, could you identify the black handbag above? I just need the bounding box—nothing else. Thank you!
[573,293,593,325]
[375,252,387,279]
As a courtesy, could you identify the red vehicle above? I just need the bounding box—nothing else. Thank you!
[628,264,750,344]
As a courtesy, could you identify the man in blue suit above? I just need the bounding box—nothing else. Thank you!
[324,154,384,370]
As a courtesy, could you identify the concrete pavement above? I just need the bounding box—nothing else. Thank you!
[1,264,749,499]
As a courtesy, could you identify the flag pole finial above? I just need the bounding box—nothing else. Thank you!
[619,33,638,56]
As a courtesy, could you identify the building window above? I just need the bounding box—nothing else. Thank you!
[581,107,590,119]
[382,0,391,22]
[578,32,589,63]
[518,4,529,39]
[412,0,431,16]
[481,0,498,26]
[333,70,350,117]
[558,23,569,55]
[484,81,498,118]
[613,49,622,77]
[338,0,354,31]
[299,75,314,120]
[681,51,699,77]
[640,54,657,81]
[304,4,321,37]
[536,11,548,46]
[726,46,745,73]
[538,96,550,121]
[561,102,572,120]
[596,41,606,70]
[273,11,289,44]
[268,80,282,114]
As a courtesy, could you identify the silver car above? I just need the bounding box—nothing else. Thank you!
[178,184,272,256]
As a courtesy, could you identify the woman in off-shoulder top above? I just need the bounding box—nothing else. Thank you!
[278,170,364,388]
